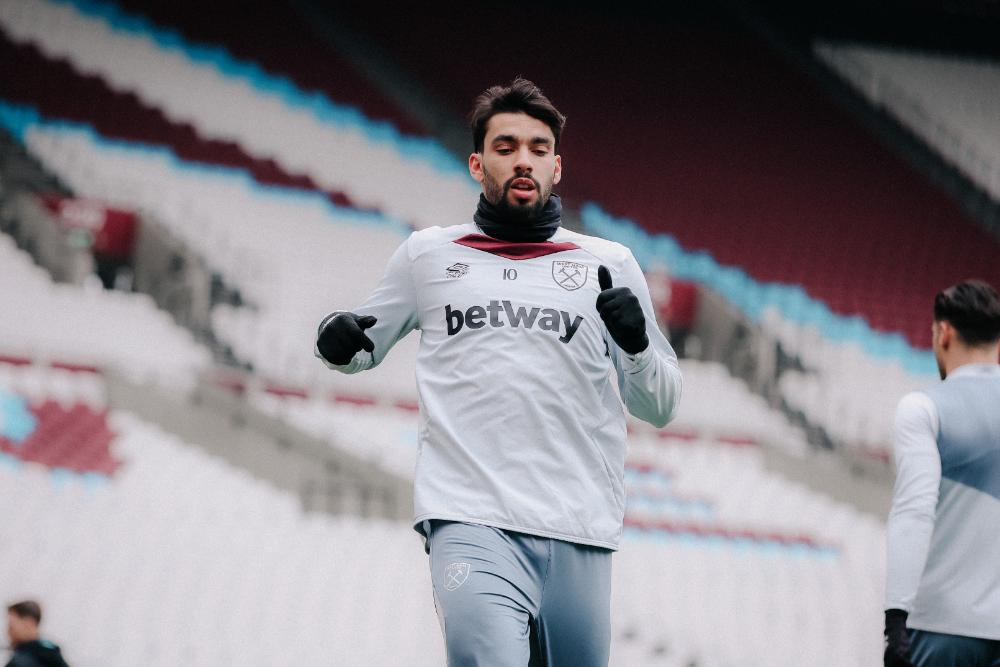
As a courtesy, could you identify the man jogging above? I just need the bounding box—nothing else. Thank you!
[884,280,1000,667]
[316,78,681,665]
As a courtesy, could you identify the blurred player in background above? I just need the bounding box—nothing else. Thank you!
[315,78,682,665]
[884,280,1000,667]
[5,601,69,667]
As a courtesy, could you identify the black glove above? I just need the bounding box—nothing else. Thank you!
[316,312,377,365]
[884,609,914,667]
[596,265,649,355]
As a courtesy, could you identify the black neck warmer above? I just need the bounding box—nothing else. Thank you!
[473,193,562,243]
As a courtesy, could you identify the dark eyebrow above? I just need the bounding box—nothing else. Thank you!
[491,134,553,146]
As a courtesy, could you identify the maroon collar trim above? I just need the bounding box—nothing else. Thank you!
[453,234,579,260]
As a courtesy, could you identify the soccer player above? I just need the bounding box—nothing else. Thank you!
[884,280,1000,667]
[315,78,682,665]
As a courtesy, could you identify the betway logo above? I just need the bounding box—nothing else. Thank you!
[445,300,584,344]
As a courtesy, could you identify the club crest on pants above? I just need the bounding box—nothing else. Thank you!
[444,562,470,591]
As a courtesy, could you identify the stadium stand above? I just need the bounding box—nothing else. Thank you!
[0,396,118,476]
[4,0,992,362]
[777,365,917,462]
[816,42,1000,200]
[6,0,988,662]
[249,359,810,473]
[0,420,442,665]
[0,363,883,666]
[0,97,419,396]
[244,356,885,563]
[332,1,1000,352]
[0,0,949,457]
[107,0,428,138]
[613,535,883,665]
[8,0,987,461]
[0,31,361,209]
[0,0,478,230]
[0,232,208,387]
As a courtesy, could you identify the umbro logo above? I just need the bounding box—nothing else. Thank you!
[446,263,470,279]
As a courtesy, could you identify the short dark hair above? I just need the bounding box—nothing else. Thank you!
[934,279,1000,345]
[469,78,567,153]
[7,600,41,624]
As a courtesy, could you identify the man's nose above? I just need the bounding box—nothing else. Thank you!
[514,147,533,173]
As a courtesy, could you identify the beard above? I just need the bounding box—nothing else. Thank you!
[482,167,551,223]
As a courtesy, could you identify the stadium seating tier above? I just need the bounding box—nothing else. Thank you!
[0,365,885,666]
[334,2,1000,349]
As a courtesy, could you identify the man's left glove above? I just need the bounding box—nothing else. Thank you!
[596,265,649,355]
[884,609,914,667]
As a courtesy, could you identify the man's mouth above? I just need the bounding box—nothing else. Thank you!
[509,178,537,200]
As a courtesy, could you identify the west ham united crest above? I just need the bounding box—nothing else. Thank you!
[444,562,471,591]
[552,261,588,291]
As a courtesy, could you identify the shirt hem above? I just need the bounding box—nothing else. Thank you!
[908,618,1000,641]
[412,513,619,551]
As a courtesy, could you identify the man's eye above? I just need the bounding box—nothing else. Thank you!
[496,148,512,154]
[534,150,549,156]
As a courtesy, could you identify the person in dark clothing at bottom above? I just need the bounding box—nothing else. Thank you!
[5,601,69,667]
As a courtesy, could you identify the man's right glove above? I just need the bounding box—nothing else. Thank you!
[884,609,915,667]
[316,312,377,366]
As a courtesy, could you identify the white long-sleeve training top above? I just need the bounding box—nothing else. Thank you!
[886,363,1000,640]
[316,223,682,549]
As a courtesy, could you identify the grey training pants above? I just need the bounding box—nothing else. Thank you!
[910,629,1000,667]
[426,520,612,667]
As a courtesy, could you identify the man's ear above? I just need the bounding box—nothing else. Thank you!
[469,152,484,184]
[553,154,562,186]
[938,320,954,350]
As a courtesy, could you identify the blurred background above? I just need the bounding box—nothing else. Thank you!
[1,0,998,664]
